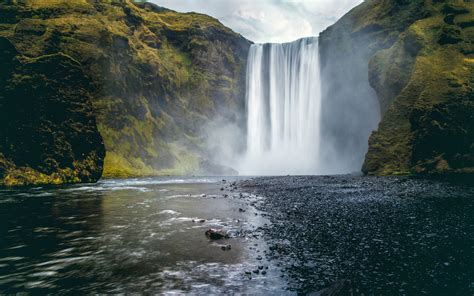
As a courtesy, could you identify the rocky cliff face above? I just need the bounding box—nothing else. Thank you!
[0,0,250,185]
[320,0,474,176]
[0,36,105,186]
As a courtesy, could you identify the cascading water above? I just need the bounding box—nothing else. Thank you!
[239,37,322,175]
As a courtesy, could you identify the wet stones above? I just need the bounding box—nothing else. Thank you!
[220,180,238,192]
[205,229,229,240]
[245,265,269,278]
[313,280,353,296]
[221,244,232,251]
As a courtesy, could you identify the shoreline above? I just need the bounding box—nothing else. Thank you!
[239,175,474,295]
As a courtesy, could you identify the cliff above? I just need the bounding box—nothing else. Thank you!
[0,36,105,186]
[0,0,250,185]
[320,0,474,176]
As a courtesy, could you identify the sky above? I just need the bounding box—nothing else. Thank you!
[150,0,363,43]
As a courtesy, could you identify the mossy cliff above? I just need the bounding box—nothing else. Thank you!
[0,0,250,184]
[320,0,474,176]
[0,36,105,186]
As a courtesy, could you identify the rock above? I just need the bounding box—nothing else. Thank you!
[0,1,251,184]
[0,38,105,187]
[320,0,474,176]
[221,244,232,251]
[205,229,229,240]
[239,208,246,212]
[198,160,238,176]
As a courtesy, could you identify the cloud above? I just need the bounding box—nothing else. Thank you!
[150,0,362,43]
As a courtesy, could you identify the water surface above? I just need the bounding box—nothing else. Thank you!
[0,177,282,294]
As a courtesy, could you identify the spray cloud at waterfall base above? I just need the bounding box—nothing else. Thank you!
[209,34,380,176]
[237,37,322,175]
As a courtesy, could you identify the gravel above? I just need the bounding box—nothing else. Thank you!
[239,175,474,295]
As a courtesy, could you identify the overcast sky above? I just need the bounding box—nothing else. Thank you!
[150,0,363,43]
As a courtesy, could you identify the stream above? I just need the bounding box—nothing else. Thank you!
[1,176,473,295]
[0,177,283,294]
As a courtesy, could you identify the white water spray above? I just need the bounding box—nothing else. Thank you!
[239,37,322,175]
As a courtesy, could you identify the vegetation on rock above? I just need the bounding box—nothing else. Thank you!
[2,0,471,183]
[0,0,250,185]
[0,36,104,186]
[320,0,474,176]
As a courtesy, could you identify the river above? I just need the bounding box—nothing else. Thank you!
[0,177,283,294]
[1,176,473,295]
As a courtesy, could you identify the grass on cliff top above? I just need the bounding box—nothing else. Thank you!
[158,11,227,31]
[22,0,92,8]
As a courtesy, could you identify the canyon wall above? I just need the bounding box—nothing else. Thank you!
[0,0,250,185]
[320,0,473,176]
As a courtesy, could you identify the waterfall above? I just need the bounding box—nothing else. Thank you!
[239,37,322,175]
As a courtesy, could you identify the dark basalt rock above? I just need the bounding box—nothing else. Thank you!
[205,229,229,240]
[320,0,474,176]
[438,25,463,45]
[220,244,231,251]
[0,37,105,186]
[0,1,251,183]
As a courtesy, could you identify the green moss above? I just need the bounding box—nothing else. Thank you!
[0,35,105,187]
[0,0,250,185]
[0,154,103,187]
[321,0,473,177]
[361,1,474,176]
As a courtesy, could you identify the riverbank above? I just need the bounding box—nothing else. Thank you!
[239,175,474,295]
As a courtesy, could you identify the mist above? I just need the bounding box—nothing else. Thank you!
[318,23,382,175]
[202,32,381,176]
[183,0,381,176]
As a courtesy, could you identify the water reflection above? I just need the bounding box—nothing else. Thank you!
[0,177,283,294]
